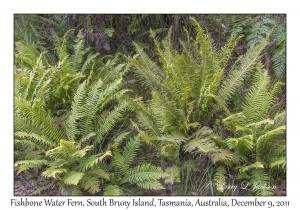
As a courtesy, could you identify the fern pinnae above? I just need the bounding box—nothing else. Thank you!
[14,159,48,174]
[15,131,56,150]
[122,136,141,165]
[120,164,166,185]
[66,80,87,141]
[250,168,274,195]
[80,175,101,194]
[214,166,227,193]
[96,101,131,143]
[63,171,85,185]
[103,185,123,196]
[218,39,268,103]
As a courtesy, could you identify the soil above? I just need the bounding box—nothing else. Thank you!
[14,169,61,196]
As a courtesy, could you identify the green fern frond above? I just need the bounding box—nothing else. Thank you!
[246,15,275,48]
[214,166,226,193]
[242,64,270,123]
[217,39,268,103]
[71,30,89,70]
[42,167,69,179]
[15,131,56,150]
[183,137,216,154]
[96,101,132,141]
[63,171,85,185]
[123,136,140,159]
[211,149,240,165]
[80,175,100,194]
[160,144,180,160]
[129,42,164,91]
[164,166,180,184]
[72,145,93,158]
[217,34,243,68]
[85,167,110,180]
[270,156,286,169]
[246,119,274,129]
[184,127,215,154]
[255,125,286,154]
[226,135,254,151]
[273,111,286,128]
[45,139,76,160]
[158,133,187,144]
[77,151,112,172]
[14,159,48,174]
[250,169,274,195]
[66,81,87,141]
[135,180,165,190]
[14,96,65,144]
[103,185,123,196]
[109,131,131,149]
[29,181,56,195]
[235,161,264,173]
[121,164,166,186]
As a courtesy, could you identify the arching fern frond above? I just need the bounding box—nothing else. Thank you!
[217,39,268,103]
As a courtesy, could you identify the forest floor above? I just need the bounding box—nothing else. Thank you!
[14,170,61,196]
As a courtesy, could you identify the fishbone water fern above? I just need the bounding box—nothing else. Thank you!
[211,64,285,195]
[103,136,167,195]
[232,15,286,79]
[14,31,134,195]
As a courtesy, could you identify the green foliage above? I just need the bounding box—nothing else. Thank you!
[14,30,133,195]
[105,136,167,195]
[232,14,286,80]
[14,14,286,196]
[211,66,285,195]
[129,18,243,159]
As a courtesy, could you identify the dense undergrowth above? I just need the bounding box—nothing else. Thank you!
[14,14,286,196]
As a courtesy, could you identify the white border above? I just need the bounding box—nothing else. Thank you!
[2,0,299,209]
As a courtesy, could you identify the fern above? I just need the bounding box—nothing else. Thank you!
[121,164,166,188]
[214,166,226,193]
[104,185,123,196]
[14,159,48,174]
[63,171,85,185]
[270,156,286,169]
[250,169,274,195]
[246,15,275,47]
[217,40,268,103]
[164,166,180,184]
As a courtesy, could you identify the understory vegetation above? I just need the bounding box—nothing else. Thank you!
[14,14,286,196]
